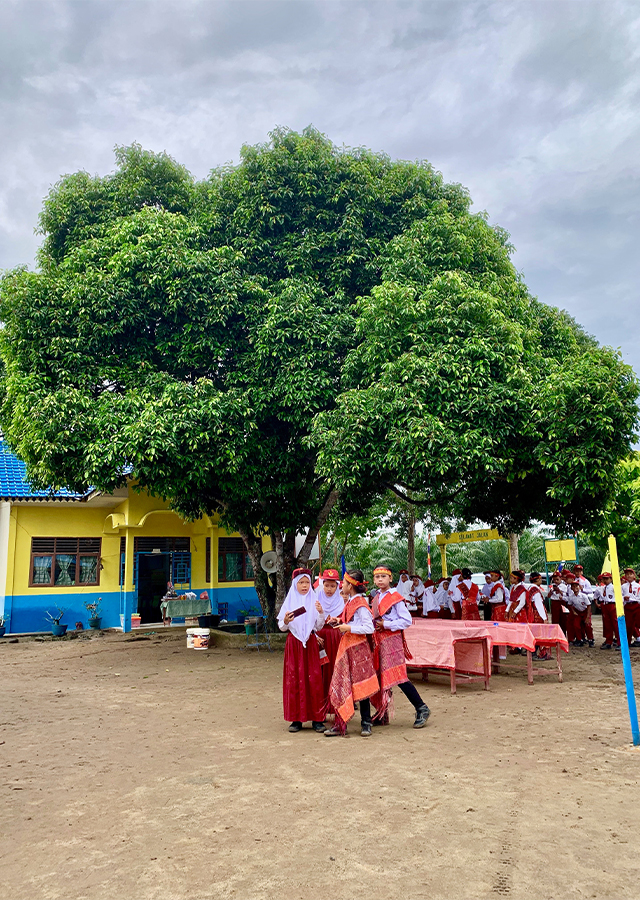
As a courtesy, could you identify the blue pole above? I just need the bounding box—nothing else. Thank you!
[616,614,640,746]
[609,535,640,746]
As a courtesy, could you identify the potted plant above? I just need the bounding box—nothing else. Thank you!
[241,606,262,634]
[84,598,102,630]
[0,614,6,638]
[45,606,67,637]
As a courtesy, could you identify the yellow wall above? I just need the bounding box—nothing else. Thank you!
[8,487,271,598]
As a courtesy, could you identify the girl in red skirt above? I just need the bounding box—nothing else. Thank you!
[315,568,344,709]
[277,568,327,733]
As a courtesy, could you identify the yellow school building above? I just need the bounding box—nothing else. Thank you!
[0,442,267,633]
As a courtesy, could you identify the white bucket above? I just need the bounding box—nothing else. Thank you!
[191,628,210,650]
[186,627,197,649]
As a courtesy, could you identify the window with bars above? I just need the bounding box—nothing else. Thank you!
[218,537,254,582]
[30,538,101,588]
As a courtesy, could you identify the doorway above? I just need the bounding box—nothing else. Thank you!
[137,553,171,624]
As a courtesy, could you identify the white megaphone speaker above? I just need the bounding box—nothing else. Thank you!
[260,551,277,573]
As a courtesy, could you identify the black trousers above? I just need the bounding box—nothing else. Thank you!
[398,680,425,709]
[360,698,372,726]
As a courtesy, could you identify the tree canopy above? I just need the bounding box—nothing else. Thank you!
[0,128,637,622]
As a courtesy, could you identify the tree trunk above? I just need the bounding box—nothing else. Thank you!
[508,532,520,572]
[239,488,339,632]
[407,506,416,574]
[239,529,278,632]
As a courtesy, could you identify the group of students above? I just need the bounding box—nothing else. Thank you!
[396,563,640,650]
[277,565,431,737]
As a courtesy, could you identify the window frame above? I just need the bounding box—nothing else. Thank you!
[29,538,102,588]
[217,538,254,583]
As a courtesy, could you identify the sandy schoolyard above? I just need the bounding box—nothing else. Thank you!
[1,624,639,900]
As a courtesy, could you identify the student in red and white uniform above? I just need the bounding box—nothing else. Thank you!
[407,575,424,615]
[315,568,345,707]
[481,572,493,620]
[396,570,412,602]
[594,572,619,650]
[528,572,552,660]
[506,570,529,623]
[448,569,463,619]
[567,580,595,647]
[527,573,548,623]
[452,568,481,620]
[422,580,440,618]
[486,569,508,620]
[622,567,640,647]
[547,571,569,636]
[437,578,454,618]
[277,568,327,733]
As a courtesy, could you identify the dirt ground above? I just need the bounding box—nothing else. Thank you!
[1,621,639,900]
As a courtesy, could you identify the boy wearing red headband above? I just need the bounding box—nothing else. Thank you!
[370,565,431,728]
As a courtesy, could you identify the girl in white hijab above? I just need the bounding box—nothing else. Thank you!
[278,568,326,733]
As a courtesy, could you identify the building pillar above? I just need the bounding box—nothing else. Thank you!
[122,530,135,633]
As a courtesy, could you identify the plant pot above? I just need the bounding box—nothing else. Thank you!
[88,616,102,630]
[245,622,257,635]
[51,624,67,637]
[0,626,6,637]
[198,614,221,629]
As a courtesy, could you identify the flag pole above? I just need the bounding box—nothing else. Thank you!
[608,534,640,746]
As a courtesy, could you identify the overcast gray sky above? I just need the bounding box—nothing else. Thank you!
[1,0,638,375]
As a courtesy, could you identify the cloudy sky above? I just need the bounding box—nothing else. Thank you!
[1,0,639,375]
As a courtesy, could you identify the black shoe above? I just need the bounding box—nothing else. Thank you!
[413,703,431,728]
[288,721,302,732]
[600,643,612,650]
[324,726,343,737]
[588,640,595,648]
[572,640,581,647]
[361,723,372,737]
[312,721,326,733]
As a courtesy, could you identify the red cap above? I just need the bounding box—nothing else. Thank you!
[600,572,612,579]
[451,568,462,576]
[320,568,340,581]
[424,579,435,587]
[292,568,312,579]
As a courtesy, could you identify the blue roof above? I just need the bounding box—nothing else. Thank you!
[0,441,91,501]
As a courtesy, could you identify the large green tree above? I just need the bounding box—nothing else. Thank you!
[0,131,637,628]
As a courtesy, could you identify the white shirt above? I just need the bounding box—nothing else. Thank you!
[576,575,594,596]
[378,589,413,631]
[567,590,590,612]
[481,581,493,599]
[422,586,440,615]
[348,605,375,635]
[596,584,616,604]
[528,584,547,621]
[622,581,640,603]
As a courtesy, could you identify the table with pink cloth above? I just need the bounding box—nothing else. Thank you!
[405,620,497,693]
[405,620,568,691]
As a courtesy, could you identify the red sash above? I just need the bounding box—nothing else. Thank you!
[377,589,406,617]
[341,595,370,623]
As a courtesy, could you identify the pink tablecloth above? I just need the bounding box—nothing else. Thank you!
[406,619,538,676]
[528,622,569,652]
[405,621,493,675]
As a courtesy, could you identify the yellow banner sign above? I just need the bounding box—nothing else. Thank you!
[436,528,501,546]
[544,539,578,562]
